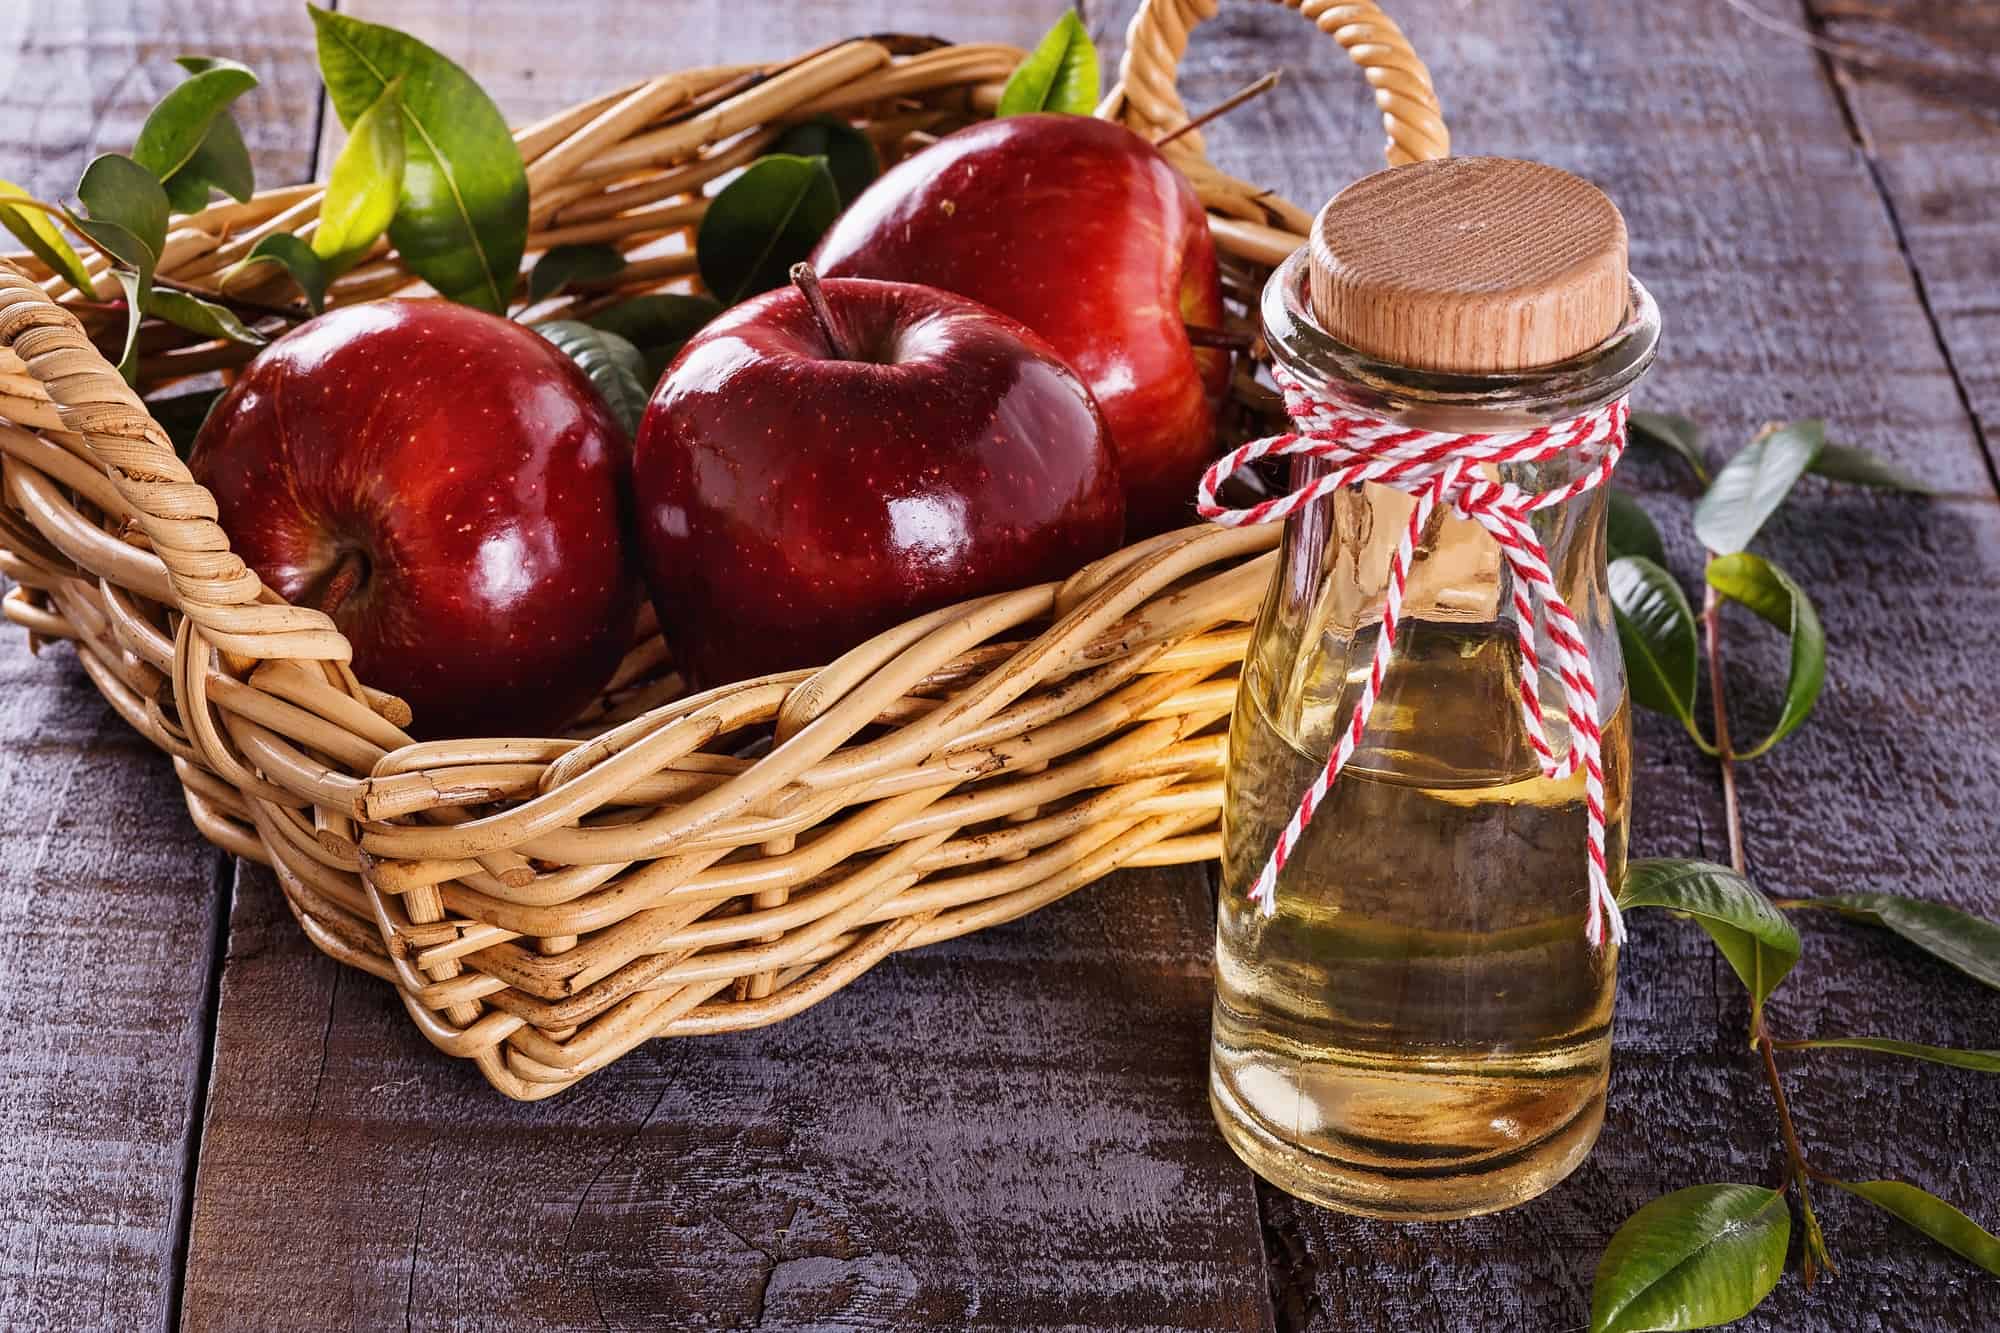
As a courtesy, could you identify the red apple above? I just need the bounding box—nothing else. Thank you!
[812,112,1227,535]
[633,271,1124,686]
[189,300,639,739]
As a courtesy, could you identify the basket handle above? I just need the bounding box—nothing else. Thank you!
[1103,0,1450,170]
[0,270,351,669]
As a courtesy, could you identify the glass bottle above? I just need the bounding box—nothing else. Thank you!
[1209,158,1661,1220]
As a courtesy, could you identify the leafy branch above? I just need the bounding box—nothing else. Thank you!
[1590,415,2000,1330]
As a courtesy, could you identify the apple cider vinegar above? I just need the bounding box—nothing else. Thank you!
[1211,623,1628,1219]
[1206,157,1661,1220]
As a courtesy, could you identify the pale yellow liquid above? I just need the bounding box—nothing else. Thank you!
[1211,624,1628,1220]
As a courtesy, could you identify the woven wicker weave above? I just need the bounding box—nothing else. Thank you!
[0,0,1446,1098]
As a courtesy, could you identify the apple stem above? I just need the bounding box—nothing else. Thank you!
[789,262,853,360]
[313,549,370,619]
[1154,69,1283,149]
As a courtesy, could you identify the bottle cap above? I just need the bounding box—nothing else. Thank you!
[1308,156,1629,374]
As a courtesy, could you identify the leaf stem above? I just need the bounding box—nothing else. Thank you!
[1758,1028,1811,1176]
[1759,1025,1839,1277]
[0,192,66,219]
[1702,572,1746,877]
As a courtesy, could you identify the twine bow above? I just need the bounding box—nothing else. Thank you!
[1199,367,1632,948]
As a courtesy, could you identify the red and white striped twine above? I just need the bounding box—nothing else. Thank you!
[1199,367,1631,949]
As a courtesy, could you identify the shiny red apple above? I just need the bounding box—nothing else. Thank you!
[189,299,639,739]
[633,270,1124,686]
[812,112,1227,535]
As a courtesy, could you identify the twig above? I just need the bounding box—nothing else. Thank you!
[1701,575,1746,876]
[1707,518,1837,1280]
[1757,1029,1812,1184]
[1183,322,1256,351]
[1154,70,1282,148]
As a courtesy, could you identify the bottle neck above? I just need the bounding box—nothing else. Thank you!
[1247,249,1657,774]
[1262,247,1659,432]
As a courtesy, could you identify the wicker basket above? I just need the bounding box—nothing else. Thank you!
[0,0,1447,1098]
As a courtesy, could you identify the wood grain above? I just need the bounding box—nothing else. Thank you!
[1693,2,2000,1325]
[181,860,1274,1331]
[311,0,1067,172]
[1309,156,1630,371]
[1100,0,2000,1328]
[0,4,321,1329]
[1804,0,2000,467]
[0,632,227,1331]
[0,0,325,203]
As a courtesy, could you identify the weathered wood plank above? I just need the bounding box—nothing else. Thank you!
[1099,0,2000,1328]
[1695,1,2000,1325]
[182,3,1274,1329]
[183,861,1274,1331]
[0,632,225,1331]
[312,0,1065,170]
[0,0,325,203]
[0,4,322,1329]
[1804,0,2000,463]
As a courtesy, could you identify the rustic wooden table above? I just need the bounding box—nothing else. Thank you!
[3,1,1997,1329]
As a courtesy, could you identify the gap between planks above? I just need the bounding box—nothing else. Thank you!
[1795,0,2000,498]
[164,851,236,1332]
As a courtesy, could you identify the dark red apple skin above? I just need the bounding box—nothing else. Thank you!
[812,112,1227,536]
[633,277,1124,687]
[189,299,639,739]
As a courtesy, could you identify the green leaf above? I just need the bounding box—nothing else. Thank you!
[107,270,145,382]
[1780,892,2000,990]
[528,243,625,305]
[1609,556,1701,734]
[67,155,170,384]
[1591,1184,1789,1332]
[534,320,648,437]
[1607,490,1667,565]
[1704,553,1826,758]
[1620,859,1800,1031]
[144,287,267,347]
[132,55,258,201]
[1809,442,1932,494]
[1781,1036,2000,1072]
[1628,410,1710,485]
[587,292,722,378]
[234,233,329,314]
[1829,1180,2000,1277]
[314,75,406,269]
[773,116,880,205]
[1693,420,1825,554]
[0,181,99,295]
[147,387,225,460]
[69,154,170,277]
[997,10,1100,117]
[695,154,840,305]
[310,5,528,314]
[163,109,255,213]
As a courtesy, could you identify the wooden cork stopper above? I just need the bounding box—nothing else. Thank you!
[1309,156,1629,373]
